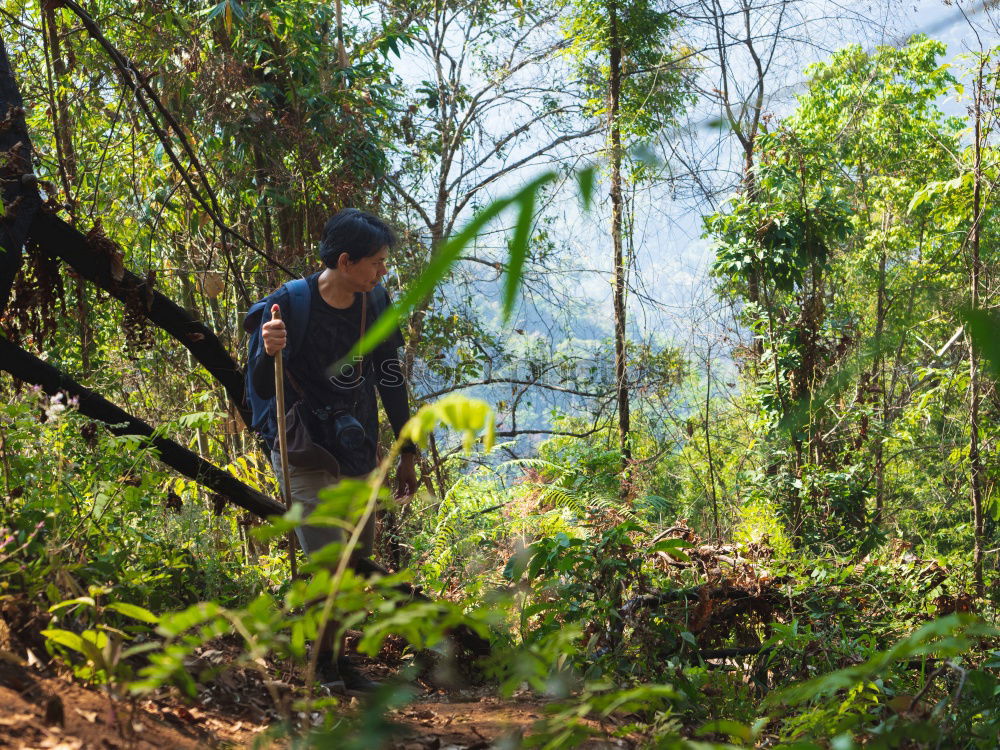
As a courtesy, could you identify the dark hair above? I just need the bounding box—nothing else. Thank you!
[319,208,396,268]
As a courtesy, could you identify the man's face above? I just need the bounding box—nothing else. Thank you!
[341,247,389,291]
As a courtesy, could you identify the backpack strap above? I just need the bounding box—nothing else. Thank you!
[284,277,312,359]
[357,292,368,387]
[243,276,312,342]
[244,299,269,332]
[370,282,389,318]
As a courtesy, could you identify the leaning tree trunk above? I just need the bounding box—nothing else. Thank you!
[0,31,265,513]
[27,210,251,427]
[0,337,285,518]
[0,336,492,656]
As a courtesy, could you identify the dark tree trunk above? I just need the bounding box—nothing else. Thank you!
[1,336,494,656]
[873,247,887,526]
[608,0,631,482]
[970,60,986,597]
[0,37,41,312]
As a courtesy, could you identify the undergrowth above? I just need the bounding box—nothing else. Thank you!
[2,387,999,748]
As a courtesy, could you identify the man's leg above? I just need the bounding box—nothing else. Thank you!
[270,453,342,556]
[270,454,379,692]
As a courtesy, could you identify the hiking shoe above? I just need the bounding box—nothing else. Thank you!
[315,656,346,692]
[337,656,382,694]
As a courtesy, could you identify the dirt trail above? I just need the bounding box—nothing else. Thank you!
[0,668,264,748]
[390,691,630,749]
[0,596,631,749]
[0,672,623,749]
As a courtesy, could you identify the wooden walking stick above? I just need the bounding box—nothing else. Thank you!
[271,304,298,579]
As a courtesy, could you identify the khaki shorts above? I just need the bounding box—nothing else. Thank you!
[270,452,375,560]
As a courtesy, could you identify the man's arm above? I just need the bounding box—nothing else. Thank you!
[374,351,418,496]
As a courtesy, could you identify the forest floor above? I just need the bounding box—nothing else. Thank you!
[0,675,594,750]
[0,597,624,749]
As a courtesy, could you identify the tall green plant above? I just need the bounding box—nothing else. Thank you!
[705,36,967,547]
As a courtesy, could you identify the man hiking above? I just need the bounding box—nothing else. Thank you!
[246,208,418,692]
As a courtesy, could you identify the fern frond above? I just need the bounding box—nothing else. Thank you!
[498,457,561,472]
[537,486,587,514]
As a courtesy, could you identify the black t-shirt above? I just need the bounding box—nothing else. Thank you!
[251,273,409,474]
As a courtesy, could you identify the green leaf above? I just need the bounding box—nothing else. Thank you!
[42,628,88,655]
[398,394,495,454]
[577,166,596,209]
[255,503,306,540]
[648,538,695,561]
[906,183,933,214]
[697,719,753,742]
[598,684,678,715]
[49,596,96,613]
[290,620,306,659]
[105,602,160,624]
[204,1,227,21]
[313,479,375,526]
[44,628,106,670]
[502,182,540,321]
[176,411,216,430]
[963,307,1000,380]
[155,602,224,638]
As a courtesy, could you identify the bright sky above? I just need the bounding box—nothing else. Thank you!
[561,0,1000,353]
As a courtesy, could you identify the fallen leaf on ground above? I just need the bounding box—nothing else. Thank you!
[38,737,83,750]
[173,706,198,723]
[0,712,34,725]
[73,707,97,723]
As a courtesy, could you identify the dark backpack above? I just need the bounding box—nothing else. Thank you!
[243,278,390,450]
